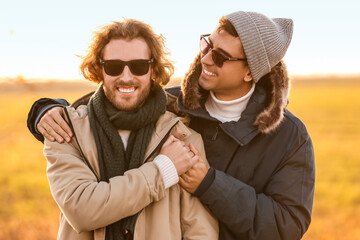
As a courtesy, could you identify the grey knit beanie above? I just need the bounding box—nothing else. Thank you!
[226,11,293,82]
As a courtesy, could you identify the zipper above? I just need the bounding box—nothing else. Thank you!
[211,126,220,141]
[144,120,179,163]
[64,108,100,182]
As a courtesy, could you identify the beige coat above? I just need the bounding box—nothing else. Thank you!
[44,105,218,240]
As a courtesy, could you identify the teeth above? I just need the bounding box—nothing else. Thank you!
[118,87,135,93]
[204,68,216,76]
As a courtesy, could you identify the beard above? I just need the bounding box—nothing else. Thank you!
[103,79,151,111]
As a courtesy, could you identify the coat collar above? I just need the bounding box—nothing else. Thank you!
[176,85,268,146]
[180,53,290,134]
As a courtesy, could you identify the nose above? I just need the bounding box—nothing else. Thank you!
[201,49,214,66]
[120,65,133,81]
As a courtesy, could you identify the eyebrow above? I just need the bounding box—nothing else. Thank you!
[208,37,234,58]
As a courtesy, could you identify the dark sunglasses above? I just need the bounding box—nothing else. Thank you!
[100,58,154,76]
[200,34,247,68]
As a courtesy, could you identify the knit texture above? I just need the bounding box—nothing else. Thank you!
[226,11,293,82]
[87,84,167,240]
[153,154,179,189]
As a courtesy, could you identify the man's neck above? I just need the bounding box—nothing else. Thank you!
[213,81,254,101]
[205,83,255,123]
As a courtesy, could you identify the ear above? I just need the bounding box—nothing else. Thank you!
[244,69,253,82]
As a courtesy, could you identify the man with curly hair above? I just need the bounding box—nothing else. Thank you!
[39,19,218,240]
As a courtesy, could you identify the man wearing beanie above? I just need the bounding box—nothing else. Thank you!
[27,11,314,240]
[177,11,315,239]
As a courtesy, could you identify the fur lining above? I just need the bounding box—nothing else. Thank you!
[181,52,203,110]
[254,61,291,133]
[181,55,290,134]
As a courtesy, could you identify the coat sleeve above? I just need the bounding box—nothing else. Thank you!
[195,136,315,240]
[44,138,166,233]
[180,134,219,239]
[27,98,70,142]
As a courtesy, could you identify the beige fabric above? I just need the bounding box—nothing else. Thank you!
[44,105,218,240]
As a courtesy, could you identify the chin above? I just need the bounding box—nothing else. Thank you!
[199,76,212,91]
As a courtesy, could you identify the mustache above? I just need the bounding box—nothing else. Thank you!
[114,80,138,87]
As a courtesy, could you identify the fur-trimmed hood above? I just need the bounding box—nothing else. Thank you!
[181,53,291,134]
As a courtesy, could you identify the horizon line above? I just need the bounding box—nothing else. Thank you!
[1,72,360,82]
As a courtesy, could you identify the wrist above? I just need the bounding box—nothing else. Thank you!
[194,167,215,197]
[153,154,179,189]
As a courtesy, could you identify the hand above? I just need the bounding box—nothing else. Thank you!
[37,107,73,143]
[179,144,209,194]
[160,135,199,175]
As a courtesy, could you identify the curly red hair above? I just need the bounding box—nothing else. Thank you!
[79,19,174,86]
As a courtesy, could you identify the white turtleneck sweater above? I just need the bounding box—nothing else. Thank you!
[205,83,256,123]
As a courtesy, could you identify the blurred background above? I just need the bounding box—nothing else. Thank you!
[1,0,359,239]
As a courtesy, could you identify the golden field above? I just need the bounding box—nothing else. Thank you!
[0,75,359,239]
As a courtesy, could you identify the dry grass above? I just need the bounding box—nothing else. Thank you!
[289,77,360,240]
[0,75,359,239]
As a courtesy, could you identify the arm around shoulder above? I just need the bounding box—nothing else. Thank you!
[27,98,70,142]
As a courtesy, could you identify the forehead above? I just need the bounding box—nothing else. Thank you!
[209,29,244,57]
[102,38,151,60]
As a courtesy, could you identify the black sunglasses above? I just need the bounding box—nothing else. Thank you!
[200,34,247,68]
[100,58,154,76]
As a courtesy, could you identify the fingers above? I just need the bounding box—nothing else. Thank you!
[181,145,198,164]
[159,136,201,176]
[179,176,186,184]
[178,176,188,188]
[46,122,67,143]
[189,143,206,164]
[180,172,192,182]
[57,108,73,138]
[178,174,197,194]
[188,143,200,165]
[51,115,72,142]
[162,135,180,148]
[190,152,199,164]
[37,124,55,142]
[189,143,199,156]
[37,107,73,143]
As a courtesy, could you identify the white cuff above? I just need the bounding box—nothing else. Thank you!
[153,154,179,189]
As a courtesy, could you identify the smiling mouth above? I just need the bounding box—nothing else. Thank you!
[118,87,136,93]
[203,68,216,77]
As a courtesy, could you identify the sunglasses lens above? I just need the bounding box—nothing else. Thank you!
[200,36,224,68]
[103,61,125,76]
[200,37,210,55]
[129,60,150,76]
[102,60,151,76]
[212,50,225,68]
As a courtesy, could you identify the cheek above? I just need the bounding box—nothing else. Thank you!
[102,76,118,95]
[138,74,152,88]
[220,66,245,84]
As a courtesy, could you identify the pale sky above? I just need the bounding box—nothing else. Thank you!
[0,0,359,80]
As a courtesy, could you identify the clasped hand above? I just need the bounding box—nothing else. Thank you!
[160,135,209,193]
